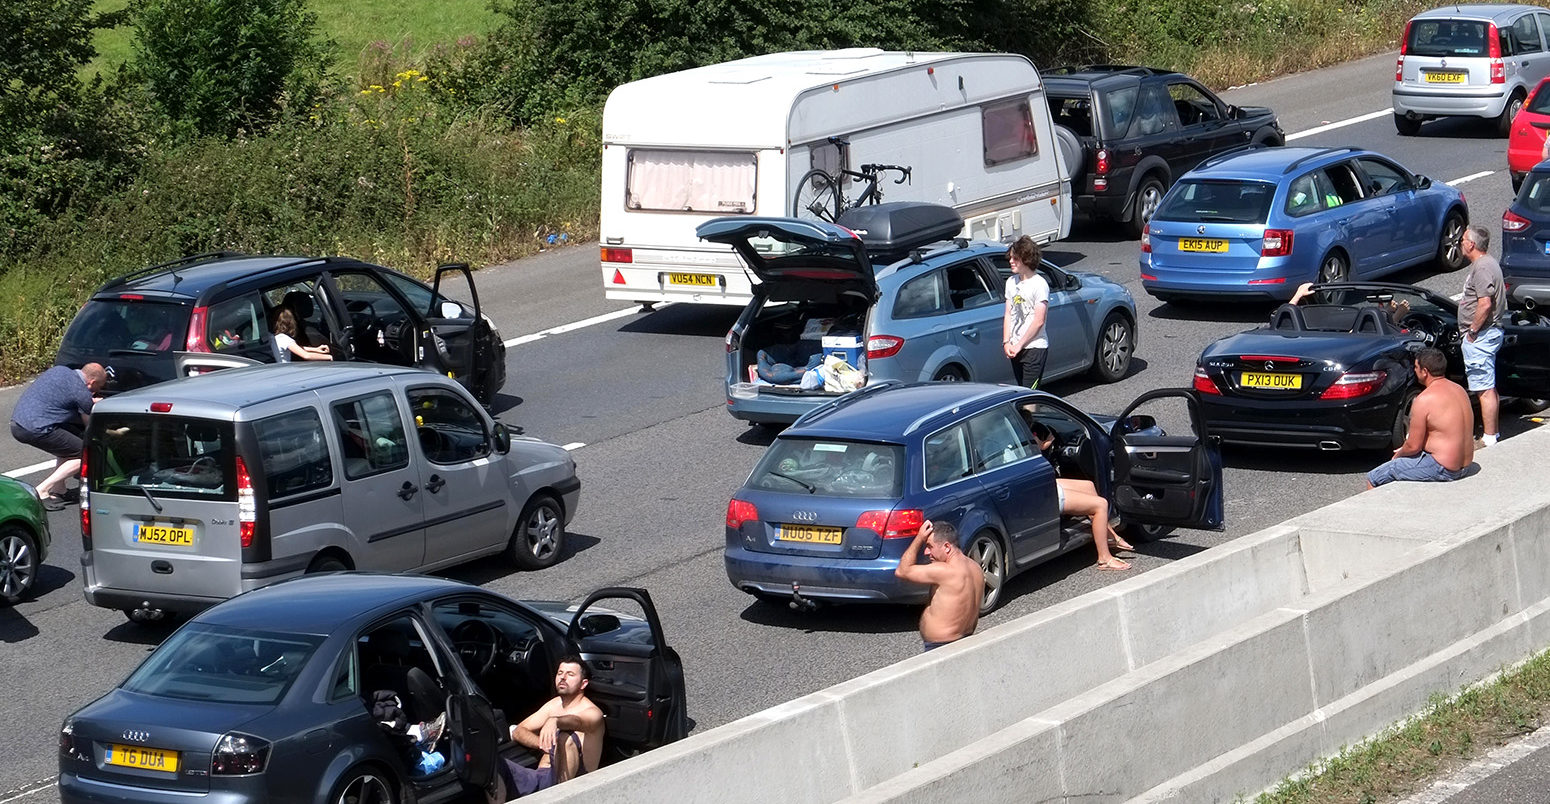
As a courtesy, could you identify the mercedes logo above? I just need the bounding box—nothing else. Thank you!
[122,729,150,743]
[1264,361,1276,371]
[1197,225,1207,235]
[790,511,819,523]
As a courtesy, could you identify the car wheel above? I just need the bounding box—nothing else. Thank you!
[1498,92,1526,138]
[1249,127,1282,147]
[932,365,967,382]
[1318,251,1349,283]
[307,555,349,574]
[1128,176,1166,239]
[332,767,397,804]
[1513,173,1526,193]
[965,532,1006,615]
[508,494,565,570]
[0,526,39,603]
[1512,396,1550,413]
[1390,392,1419,451]
[1434,210,1466,271]
[1394,113,1422,136]
[1089,313,1134,383]
[1118,521,1172,543]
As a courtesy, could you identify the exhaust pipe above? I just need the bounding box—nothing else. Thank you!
[1522,295,1538,311]
[1318,441,1341,451]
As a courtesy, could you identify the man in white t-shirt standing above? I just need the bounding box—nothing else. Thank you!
[1003,235,1051,389]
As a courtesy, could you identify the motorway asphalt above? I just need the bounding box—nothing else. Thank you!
[0,50,1541,802]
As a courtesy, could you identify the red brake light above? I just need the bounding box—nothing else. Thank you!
[1504,209,1531,232]
[726,499,758,530]
[1095,148,1110,176]
[1193,367,1221,395]
[1490,24,1505,83]
[866,335,905,359]
[857,508,924,539]
[1247,277,1287,285]
[601,247,633,264]
[211,733,270,775]
[186,305,210,353]
[150,402,174,413]
[1320,370,1387,400]
[1261,229,1294,257]
[1400,21,1412,55]
[79,450,91,549]
[236,457,256,549]
[1397,21,1411,80]
[1140,225,1151,254]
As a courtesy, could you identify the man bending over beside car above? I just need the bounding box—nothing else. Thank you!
[487,656,604,801]
[895,520,984,651]
[1366,347,1475,489]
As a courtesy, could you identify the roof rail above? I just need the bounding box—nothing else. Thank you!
[1282,146,1362,176]
[1196,143,1267,171]
[907,238,972,265]
[101,251,248,290]
[791,380,903,427]
[1048,64,1159,78]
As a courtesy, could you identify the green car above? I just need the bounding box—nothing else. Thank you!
[0,476,51,603]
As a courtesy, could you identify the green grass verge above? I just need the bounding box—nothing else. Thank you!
[1253,648,1550,804]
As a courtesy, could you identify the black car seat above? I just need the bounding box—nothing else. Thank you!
[362,628,445,723]
[1270,304,1306,331]
[280,291,324,347]
[1354,306,1394,335]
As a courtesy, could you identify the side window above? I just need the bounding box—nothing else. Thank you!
[329,646,357,700]
[1049,96,1094,137]
[924,424,971,488]
[1167,82,1221,127]
[332,392,410,479]
[892,271,947,318]
[981,99,1038,166]
[253,408,332,498]
[1322,164,1365,205]
[1355,158,1409,196]
[358,616,451,717]
[382,271,464,320]
[1129,84,1176,137]
[1540,14,1550,50]
[1514,13,1543,54]
[945,262,998,311]
[809,140,845,177]
[1101,86,1138,138]
[967,406,1036,472]
[208,293,272,360]
[406,388,490,464]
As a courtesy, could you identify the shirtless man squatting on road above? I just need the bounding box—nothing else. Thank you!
[1366,347,1475,489]
[488,655,604,802]
[895,520,985,652]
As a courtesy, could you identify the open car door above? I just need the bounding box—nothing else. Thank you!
[427,263,484,387]
[566,587,689,759]
[446,692,499,791]
[1110,389,1225,531]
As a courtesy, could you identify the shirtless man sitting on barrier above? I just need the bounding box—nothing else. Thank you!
[895,520,984,652]
[488,655,604,801]
[1366,347,1475,488]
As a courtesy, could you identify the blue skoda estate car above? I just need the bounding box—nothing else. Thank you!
[700,204,1138,425]
[724,382,1224,613]
[1140,146,1468,302]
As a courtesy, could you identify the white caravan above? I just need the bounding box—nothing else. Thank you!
[599,49,1073,307]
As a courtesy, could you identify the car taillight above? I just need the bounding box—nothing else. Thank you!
[726,328,740,354]
[211,733,270,775]
[726,499,758,530]
[1140,225,1151,254]
[1320,370,1387,400]
[601,247,633,264]
[1261,229,1294,257]
[1095,148,1109,176]
[236,456,255,549]
[59,720,86,762]
[1504,209,1531,232]
[185,305,210,353]
[1193,367,1221,395]
[79,450,91,550]
[1397,21,1410,80]
[866,335,905,359]
[856,508,924,539]
[1490,23,1505,83]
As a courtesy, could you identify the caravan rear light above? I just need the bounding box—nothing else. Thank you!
[236,457,256,549]
[856,508,924,539]
[79,450,91,550]
[1261,229,1293,257]
[185,306,211,352]
[1504,209,1531,232]
[601,247,633,264]
[866,335,905,359]
[1193,367,1222,395]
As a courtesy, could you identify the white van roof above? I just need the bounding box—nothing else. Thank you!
[602,49,1041,149]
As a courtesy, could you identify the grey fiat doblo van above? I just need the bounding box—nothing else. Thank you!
[80,363,579,621]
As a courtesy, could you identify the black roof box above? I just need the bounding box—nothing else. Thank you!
[837,203,964,261]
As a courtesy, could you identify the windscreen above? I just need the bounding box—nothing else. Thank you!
[1154,180,1276,224]
[89,414,235,500]
[1406,19,1492,58]
[60,299,190,356]
[122,623,322,705]
[747,438,904,498]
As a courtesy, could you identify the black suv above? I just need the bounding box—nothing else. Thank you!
[56,252,507,403]
[1044,65,1284,238]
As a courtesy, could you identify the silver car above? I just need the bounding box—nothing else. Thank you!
[1394,4,1550,136]
[80,364,579,621]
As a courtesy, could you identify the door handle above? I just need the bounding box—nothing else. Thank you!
[397,482,418,501]
[959,328,979,340]
[1338,218,1352,225]
[993,487,1010,501]
[1506,334,1520,345]
[425,474,446,493]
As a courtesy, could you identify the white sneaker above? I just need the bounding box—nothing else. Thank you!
[1478,434,1499,448]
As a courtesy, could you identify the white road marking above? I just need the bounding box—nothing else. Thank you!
[0,780,56,804]
[1447,170,1493,185]
[561,442,586,451]
[503,303,674,347]
[1285,109,1392,141]
[3,460,53,479]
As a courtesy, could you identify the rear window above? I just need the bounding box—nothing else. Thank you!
[1406,19,1494,58]
[89,414,235,500]
[748,438,903,498]
[1154,180,1277,224]
[626,149,757,213]
[61,299,190,356]
[122,623,321,705]
[1517,173,1550,211]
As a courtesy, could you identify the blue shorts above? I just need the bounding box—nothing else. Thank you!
[1461,326,1503,391]
[1367,451,1471,487]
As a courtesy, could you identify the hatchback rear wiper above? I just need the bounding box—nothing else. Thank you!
[108,348,158,356]
[1195,216,1244,223]
[137,484,164,514]
[769,471,816,493]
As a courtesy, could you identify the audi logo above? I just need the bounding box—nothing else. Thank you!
[122,729,151,743]
[789,511,819,523]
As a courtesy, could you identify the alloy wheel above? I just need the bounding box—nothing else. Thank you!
[336,773,394,804]
[1441,215,1464,269]
[1318,254,1348,283]
[1100,319,1132,377]
[525,503,561,562]
[0,530,36,600]
[967,534,1005,613]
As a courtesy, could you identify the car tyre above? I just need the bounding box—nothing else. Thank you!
[1250,127,1282,147]
[1498,92,1526,138]
[1513,172,1526,193]
[1118,520,1172,543]
[331,766,397,804]
[932,365,967,382]
[1089,313,1134,383]
[1390,391,1419,451]
[1317,251,1349,283]
[1434,210,1467,271]
[966,532,1006,615]
[508,494,565,570]
[308,555,349,574]
[1394,113,1422,136]
[0,526,39,603]
[1129,176,1166,239]
[1511,396,1550,413]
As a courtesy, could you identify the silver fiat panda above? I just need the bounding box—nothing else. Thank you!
[80,363,579,621]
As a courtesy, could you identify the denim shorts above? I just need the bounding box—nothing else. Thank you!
[1367,451,1471,487]
[1461,326,1503,391]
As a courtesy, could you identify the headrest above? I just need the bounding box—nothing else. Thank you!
[282,291,314,319]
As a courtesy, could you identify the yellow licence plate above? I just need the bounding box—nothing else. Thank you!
[1240,371,1302,390]
[1179,238,1228,253]
[134,523,195,547]
[1424,71,1466,84]
[104,743,180,773]
[667,272,718,287]
[777,525,844,544]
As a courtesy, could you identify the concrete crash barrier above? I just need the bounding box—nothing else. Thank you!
[527,426,1550,803]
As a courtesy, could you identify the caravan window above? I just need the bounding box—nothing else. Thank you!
[625,149,758,214]
[982,100,1039,166]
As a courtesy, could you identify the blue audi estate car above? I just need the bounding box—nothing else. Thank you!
[1140,146,1468,302]
[700,204,1138,425]
[724,382,1224,613]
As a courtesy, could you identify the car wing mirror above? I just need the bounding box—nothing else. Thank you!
[1416,175,1433,189]
[439,300,464,319]
[1123,414,1157,432]
[577,613,621,636]
[493,422,512,453]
